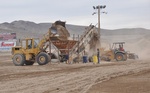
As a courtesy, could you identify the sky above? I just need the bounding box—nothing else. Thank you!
[0,0,150,29]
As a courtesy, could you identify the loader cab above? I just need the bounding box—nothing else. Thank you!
[112,42,125,52]
[12,38,39,55]
[21,38,39,49]
[111,42,127,61]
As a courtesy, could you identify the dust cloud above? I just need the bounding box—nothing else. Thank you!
[101,35,150,60]
[126,37,150,60]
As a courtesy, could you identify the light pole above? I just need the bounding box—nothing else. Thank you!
[93,5,106,48]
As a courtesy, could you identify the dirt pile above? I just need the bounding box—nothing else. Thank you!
[50,21,70,40]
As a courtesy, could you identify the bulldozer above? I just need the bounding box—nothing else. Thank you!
[101,42,127,61]
[11,21,71,66]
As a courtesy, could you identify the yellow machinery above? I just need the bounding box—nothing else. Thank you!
[127,52,139,60]
[101,42,127,61]
[11,33,51,66]
[11,21,77,66]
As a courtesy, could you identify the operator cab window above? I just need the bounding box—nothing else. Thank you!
[22,40,26,49]
[28,40,32,49]
[34,39,39,48]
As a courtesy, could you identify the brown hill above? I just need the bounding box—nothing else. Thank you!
[0,20,150,40]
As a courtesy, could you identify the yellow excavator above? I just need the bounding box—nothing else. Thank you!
[11,21,70,66]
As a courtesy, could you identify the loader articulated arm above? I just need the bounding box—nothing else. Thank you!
[38,29,53,51]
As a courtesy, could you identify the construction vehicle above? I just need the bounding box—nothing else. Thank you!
[11,21,73,66]
[11,34,51,66]
[101,42,127,61]
[127,52,139,60]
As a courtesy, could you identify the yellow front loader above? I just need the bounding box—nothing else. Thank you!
[11,33,51,66]
[11,20,70,66]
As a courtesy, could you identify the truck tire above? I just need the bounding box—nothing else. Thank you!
[115,53,124,61]
[36,52,50,65]
[12,54,25,66]
[123,54,127,61]
[25,61,34,65]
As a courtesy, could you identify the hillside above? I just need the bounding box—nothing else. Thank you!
[0,20,150,40]
[0,20,86,39]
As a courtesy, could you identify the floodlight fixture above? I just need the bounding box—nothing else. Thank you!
[103,5,106,8]
[102,12,107,14]
[100,6,103,8]
[93,6,96,9]
[92,12,96,15]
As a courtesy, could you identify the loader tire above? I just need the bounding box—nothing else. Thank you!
[12,54,25,66]
[115,53,124,61]
[123,54,127,61]
[25,61,34,65]
[36,52,50,65]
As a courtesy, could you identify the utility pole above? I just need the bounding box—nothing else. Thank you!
[93,5,106,48]
[98,6,101,47]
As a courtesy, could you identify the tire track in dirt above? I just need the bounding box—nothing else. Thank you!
[0,62,126,93]
[86,69,150,93]
[0,56,150,93]
[0,62,119,82]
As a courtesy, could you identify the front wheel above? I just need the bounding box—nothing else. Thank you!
[36,52,50,65]
[115,53,124,61]
[12,54,25,66]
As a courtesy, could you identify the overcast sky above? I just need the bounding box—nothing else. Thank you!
[0,0,150,29]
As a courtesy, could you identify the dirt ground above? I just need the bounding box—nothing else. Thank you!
[87,69,150,93]
[0,53,150,93]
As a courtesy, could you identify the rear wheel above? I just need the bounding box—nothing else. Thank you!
[12,54,25,66]
[36,52,50,65]
[25,61,34,65]
[115,53,124,61]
